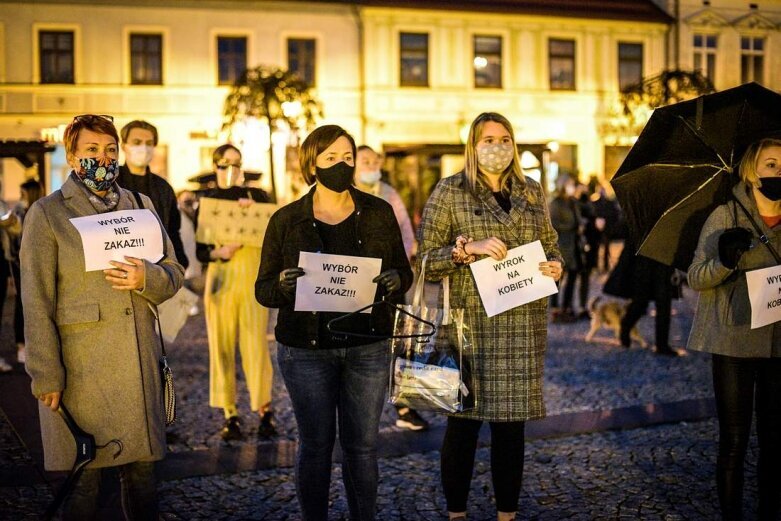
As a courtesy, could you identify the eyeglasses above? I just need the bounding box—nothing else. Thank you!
[215,163,242,170]
[73,114,114,123]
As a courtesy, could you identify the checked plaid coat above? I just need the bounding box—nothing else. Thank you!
[418,172,562,421]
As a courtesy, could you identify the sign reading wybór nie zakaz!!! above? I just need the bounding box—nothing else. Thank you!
[469,240,558,317]
[294,252,383,313]
[69,209,164,271]
[745,264,781,328]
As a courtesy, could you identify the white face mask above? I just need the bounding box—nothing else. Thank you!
[126,145,154,169]
[358,170,382,186]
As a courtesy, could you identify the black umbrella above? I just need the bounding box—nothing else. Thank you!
[610,82,781,271]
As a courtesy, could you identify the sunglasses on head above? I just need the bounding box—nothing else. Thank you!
[72,114,115,124]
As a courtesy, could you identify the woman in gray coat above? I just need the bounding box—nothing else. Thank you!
[687,137,781,520]
[21,114,184,519]
[419,112,563,521]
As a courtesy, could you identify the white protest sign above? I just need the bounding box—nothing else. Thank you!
[745,264,781,329]
[469,240,558,317]
[195,198,278,247]
[294,252,382,313]
[69,209,164,271]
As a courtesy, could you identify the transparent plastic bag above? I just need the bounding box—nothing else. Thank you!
[389,258,474,413]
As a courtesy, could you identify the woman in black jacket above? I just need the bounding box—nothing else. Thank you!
[256,125,412,521]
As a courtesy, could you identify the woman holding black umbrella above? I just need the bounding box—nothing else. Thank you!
[687,137,781,520]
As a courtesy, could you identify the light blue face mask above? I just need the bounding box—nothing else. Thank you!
[358,170,382,186]
[75,156,119,191]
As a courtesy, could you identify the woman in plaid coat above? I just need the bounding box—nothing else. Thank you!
[418,112,563,521]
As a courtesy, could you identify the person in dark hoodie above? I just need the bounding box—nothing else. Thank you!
[118,120,188,269]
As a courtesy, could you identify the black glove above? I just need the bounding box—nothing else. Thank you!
[279,267,305,297]
[372,269,401,294]
[718,227,752,269]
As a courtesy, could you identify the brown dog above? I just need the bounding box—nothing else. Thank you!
[584,296,647,347]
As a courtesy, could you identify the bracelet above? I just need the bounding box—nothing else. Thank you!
[452,235,477,264]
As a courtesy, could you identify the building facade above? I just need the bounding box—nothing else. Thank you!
[1,0,673,209]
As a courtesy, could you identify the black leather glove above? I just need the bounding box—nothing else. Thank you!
[279,267,305,297]
[718,227,752,269]
[372,269,401,294]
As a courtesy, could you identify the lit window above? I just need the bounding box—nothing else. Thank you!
[400,32,429,87]
[693,33,717,84]
[130,33,163,85]
[474,35,502,89]
[549,39,576,91]
[39,31,74,84]
[217,36,247,85]
[618,42,643,91]
[288,38,316,87]
[741,36,764,84]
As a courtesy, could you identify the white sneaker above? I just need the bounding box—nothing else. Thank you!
[16,346,26,364]
[0,357,11,372]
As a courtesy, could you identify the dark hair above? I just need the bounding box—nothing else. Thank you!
[299,125,356,185]
[212,143,242,165]
[63,114,119,157]
[20,178,44,206]
[120,120,159,146]
[356,145,375,154]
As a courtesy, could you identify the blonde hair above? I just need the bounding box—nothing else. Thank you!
[464,112,533,202]
[739,138,781,187]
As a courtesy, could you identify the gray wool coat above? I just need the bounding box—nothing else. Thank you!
[687,182,781,358]
[21,175,184,471]
[418,172,562,422]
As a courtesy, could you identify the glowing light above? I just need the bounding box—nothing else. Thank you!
[281,100,302,119]
[520,150,540,169]
[473,56,488,69]
[546,141,560,153]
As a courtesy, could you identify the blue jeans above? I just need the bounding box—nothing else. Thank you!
[278,341,390,521]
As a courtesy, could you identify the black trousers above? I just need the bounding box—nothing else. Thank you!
[619,264,673,349]
[712,354,781,521]
[11,261,23,344]
[440,416,525,513]
[63,461,159,520]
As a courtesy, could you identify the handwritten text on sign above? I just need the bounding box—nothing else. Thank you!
[69,209,163,271]
[195,198,277,247]
[469,240,558,317]
[294,252,382,313]
[745,264,781,329]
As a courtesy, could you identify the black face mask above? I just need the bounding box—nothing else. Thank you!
[316,161,354,193]
[757,177,781,201]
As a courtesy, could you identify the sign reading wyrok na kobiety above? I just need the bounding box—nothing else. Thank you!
[69,209,164,271]
[294,252,382,313]
[469,240,558,317]
[195,197,278,247]
[745,264,781,329]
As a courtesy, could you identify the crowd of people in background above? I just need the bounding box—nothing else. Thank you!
[3,110,778,521]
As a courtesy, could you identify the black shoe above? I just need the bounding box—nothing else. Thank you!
[655,346,686,357]
[395,408,429,431]
[619,326,631,348]
[257,411,277,439]
[577,310,590,320]
[220,416,242,441]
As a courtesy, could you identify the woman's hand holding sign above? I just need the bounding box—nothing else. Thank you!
[538,260,563,282]
[465,237,508,260]
[372,269,402,293]
[104,256,146,290]
[279,267,306,297]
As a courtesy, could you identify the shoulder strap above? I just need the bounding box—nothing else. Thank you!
[131,191,144,209]
[733,195,781,264]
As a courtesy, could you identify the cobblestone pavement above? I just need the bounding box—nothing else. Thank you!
[0,272,738,520]
[162,275,710,449]
[155,419,757,520]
